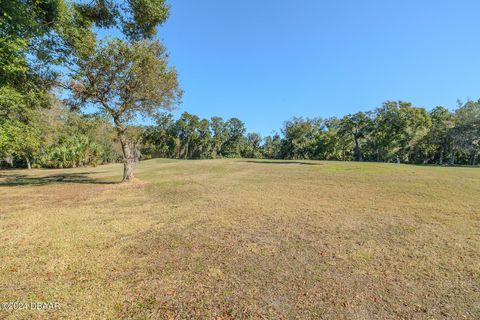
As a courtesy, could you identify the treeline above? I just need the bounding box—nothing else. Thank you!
[140,100,479,165]
[1,99,479,168]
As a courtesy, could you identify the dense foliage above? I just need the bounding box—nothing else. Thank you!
[1,98,479,168]
[0,0,182,181]
[1,100,117,168]
[141,100,479,165]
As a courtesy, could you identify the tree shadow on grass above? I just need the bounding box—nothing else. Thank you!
[407,163,480,169]
[242,160,321,166]
[0,172,117,186]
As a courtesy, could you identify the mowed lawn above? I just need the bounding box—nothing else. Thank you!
[0,159,479,319]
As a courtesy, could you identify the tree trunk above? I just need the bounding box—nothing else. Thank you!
[449,145,455,166]
[25,157,31,170]
[5,156,14,167]
[117,128,135,182]
[185,140,190,159]
[439,146,444,165]
[133,145,141,163]
[354,138,362,161]
[423,150,429,164]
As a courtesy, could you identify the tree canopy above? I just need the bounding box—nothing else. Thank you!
[138,100,480,166]
[0,0,182,181]
[70,38,181,181]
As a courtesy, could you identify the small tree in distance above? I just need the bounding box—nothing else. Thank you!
[71,39,182,181]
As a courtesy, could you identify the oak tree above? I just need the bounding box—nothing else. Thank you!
[71,39,182,181]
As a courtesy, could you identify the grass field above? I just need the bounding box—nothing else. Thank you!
[0,159,479,319]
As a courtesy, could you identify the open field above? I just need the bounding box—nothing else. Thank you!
[0,159,480,319]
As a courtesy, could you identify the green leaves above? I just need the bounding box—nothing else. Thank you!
[72,38,182,124]
[281,117,323,160]
[1,0,176,171]
[0,118,40,159]
[123,0,170,40]
[38,134,103,168]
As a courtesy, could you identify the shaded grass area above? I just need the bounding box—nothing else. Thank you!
[0,172,115,186]
[0,159,479,319]
[241,160,321,165]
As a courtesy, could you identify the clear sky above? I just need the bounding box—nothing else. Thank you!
[155,0,479,136]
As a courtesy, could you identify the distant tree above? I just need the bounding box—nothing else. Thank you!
[210,117,228,158]
[369,101,430,163]
[142,113,177,159]
[173,112,212,159]
[262,134,282,159]
[195,118,213,159]
[242,133,263,158]
[222,118,246,157]
[281,117,322,160]
[339,112,372,161]
[175,112,199,159]
[318,117,346,161]
[396,105,431,163]
[450,100,480,165]
[369,102,401,162]
[414,106,454,164]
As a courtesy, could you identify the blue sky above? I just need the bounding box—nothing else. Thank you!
[154,0,479,136]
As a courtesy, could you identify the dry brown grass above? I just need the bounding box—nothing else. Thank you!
[0,159,479,319]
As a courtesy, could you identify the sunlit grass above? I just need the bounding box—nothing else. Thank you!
[1,159,479,319]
